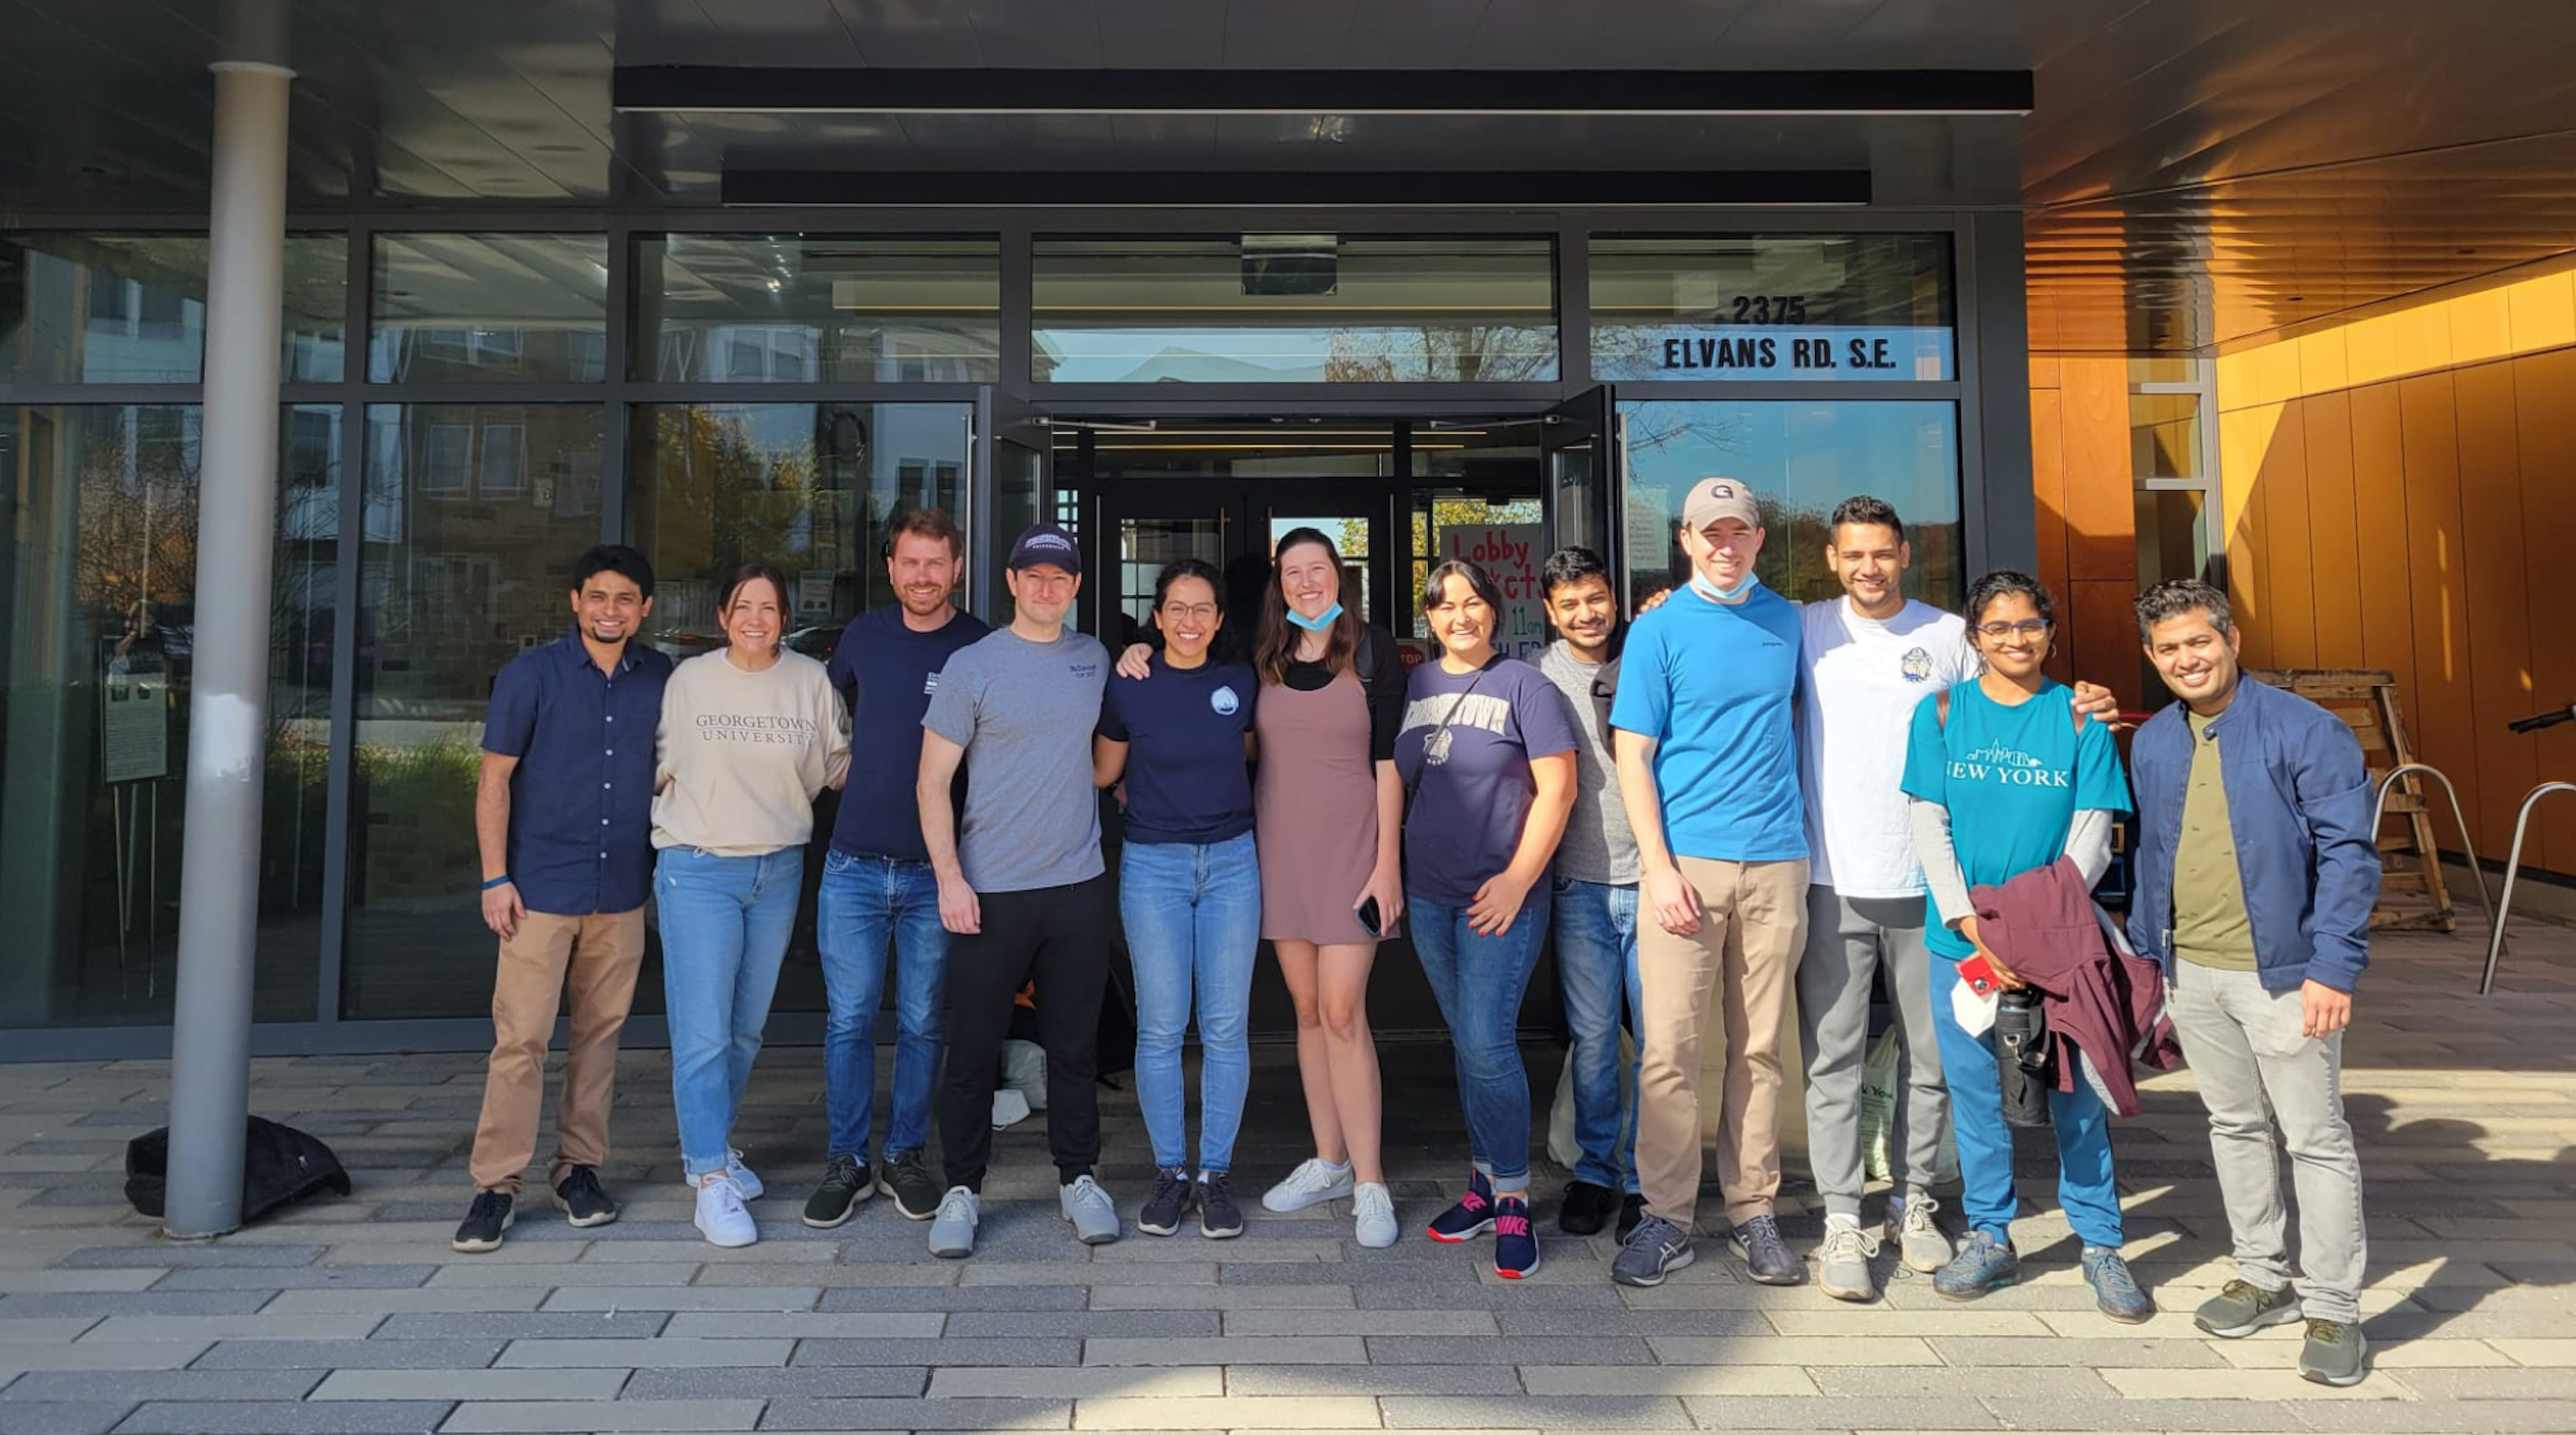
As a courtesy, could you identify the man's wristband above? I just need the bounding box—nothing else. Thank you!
[481,875,513,891]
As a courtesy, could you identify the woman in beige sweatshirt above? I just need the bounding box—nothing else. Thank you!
[653,563,850,1248]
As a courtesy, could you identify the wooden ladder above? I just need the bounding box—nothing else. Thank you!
[2246,669,2456,932]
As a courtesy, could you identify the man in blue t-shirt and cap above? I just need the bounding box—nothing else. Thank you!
[1607,477,1810,1290]
[802,507,988,1231]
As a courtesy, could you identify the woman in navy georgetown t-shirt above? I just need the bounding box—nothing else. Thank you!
[1394,558,1579,1280]
[1092,559,1261,1241]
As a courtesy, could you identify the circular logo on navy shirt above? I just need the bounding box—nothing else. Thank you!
[1211,685,1241,716]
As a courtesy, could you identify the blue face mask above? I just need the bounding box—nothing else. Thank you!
[1689,569,1760,603]
[1285,601,1344,633]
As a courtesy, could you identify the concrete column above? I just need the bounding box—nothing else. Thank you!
[163,46,294,1239]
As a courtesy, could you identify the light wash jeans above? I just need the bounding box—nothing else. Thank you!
[1410,885,1552,1189]
[1120,832,1261,1172]
[818,850,948,1161]
[2168,959,2368,1323]
[656,846,803,1178]
[1552,876,1642,1194]
[1931,955,2123,1248]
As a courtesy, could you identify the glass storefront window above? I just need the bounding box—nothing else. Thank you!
[1591,235,1954,382]
[0,233,347,384]
[0,403,329,1028]
[369,234,609,384]
[1035,236,1556,383]
[342,404,606,1020]
[638,236,1000,383]
[1618,399,1963,609]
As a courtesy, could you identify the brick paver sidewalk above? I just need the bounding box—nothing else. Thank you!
[5,918,2572,1434]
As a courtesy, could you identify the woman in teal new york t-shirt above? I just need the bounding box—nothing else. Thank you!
[1900,572,2150,1323]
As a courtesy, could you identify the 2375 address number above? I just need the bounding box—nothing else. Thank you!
[1731,295,1810,324]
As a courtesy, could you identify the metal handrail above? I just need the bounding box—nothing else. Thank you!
[2484,782,2576,996]
[2374,763,2499,993]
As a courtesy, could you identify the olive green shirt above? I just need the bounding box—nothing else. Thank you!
[2172,707,2260,971]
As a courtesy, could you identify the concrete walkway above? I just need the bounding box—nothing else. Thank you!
[4,917,2572,1435]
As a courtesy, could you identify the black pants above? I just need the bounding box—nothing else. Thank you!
[936,874,1111,1192]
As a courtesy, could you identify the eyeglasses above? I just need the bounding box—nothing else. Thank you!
[1973,619,2052,639]
[1160,602,1218,623]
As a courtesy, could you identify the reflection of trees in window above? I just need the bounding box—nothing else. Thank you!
[1321,325,1556,383]
[75,413,201,647]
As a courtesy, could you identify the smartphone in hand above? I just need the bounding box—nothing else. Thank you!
[1957,952,2003,997]
[1354,897,1384,937]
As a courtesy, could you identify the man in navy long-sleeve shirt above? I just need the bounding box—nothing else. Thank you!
[803,508,987,1228]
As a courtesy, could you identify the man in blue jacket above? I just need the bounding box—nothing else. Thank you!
[2127,580,2376,1388]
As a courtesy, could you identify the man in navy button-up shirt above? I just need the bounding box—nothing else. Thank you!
[455,546,674,1255]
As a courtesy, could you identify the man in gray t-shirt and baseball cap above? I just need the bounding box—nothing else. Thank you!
[916,522,1119,1258]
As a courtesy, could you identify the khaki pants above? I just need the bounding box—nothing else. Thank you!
[1635,855,1809,1229]
[468,909,646,1194]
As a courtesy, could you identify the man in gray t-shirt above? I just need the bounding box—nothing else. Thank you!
[1535,548,1648,1242]
[915,523,1119,1259]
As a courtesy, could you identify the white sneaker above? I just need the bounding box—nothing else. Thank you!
[1263,1157,1357,1213]
[929,1185,980,1259]
[692,1172,757,1248]
[1352,1182,1398,1249]
[1891,1194,1953,1274]
[1061,1174,1121,1245]
[724,1148,763,1201]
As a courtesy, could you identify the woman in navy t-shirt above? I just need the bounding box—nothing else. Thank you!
[1395,559,1579,1280]
[1094,560,1260,1241]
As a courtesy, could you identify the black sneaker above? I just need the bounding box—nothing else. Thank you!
[1730,1213,1804,1286]
[1197,1172,1244,1239]
[1138,1168,1193,1237]
[802,1153,874,1229]
[551,1167,618,1229]
[1559,1179,1618,1236]
[886,1147,940,1222]
[1616,1192,1646,1243]
[452,1190,514,1253]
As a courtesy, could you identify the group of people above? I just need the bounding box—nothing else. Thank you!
[453,478,2380,1388]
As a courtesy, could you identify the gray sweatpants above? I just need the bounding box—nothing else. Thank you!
[2168,959,2368,1325]
[1796,886,1946,1220]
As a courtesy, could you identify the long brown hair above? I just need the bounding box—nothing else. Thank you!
[1254,527,1362,686]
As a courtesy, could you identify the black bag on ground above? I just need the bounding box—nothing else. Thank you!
[124,1117,352,1222]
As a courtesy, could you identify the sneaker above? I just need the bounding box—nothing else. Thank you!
[929,1185,980,1259]
[723,1148,763,1201]
[2299,1318,2369,1387]
[1197,1172,1244,1240]
[2081,1247,2155,1324]
[1559,1179,1618,1236]
[1889,1195,1952,1274]
[801,1153,874,1229]
[1933,1229,2020,1300]
[1262,1157,1356,1213]
[692,1171,758,1248]
[1426,1169,1497,1243]
[1729,1213,1803,1286]
[1138,1168,1192,1237]
[1611,1213,1695,1287]
[1493,1193,1540,1279]
[1352,1182,1398,1249]
[1615,1192,1646,1243]
[886,1147,940,1222]
[451,1190,514,1253]
[551,1168,618,1229]
[1062,1174,1121,1245]
[2195,1278,2303,1338]
[1818,1215,1881,1302]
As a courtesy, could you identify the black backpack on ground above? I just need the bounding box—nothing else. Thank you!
[124,1117,352,1223]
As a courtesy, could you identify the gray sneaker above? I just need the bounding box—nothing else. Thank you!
[1730,1213,1804,1286]
[1889,1194,1953,1274]
[1062,1174,1121,1245]
[928,1185,979,1259]
[2195,1278,2302,1338]
[1817,1216,1880,1302]
[1611,1213,1696,1287]
[2299,1318,2369,1386]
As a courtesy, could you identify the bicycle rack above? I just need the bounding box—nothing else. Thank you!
[2373,763,2499,993]
[2485,782,2576,996]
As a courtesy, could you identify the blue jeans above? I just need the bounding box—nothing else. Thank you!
[1120,833,1260,1172]
[1552,876,1642,1193]
[656,846,803,1178]
[1410,886,1552,1187]
[1930,955,2124,1248]
[818,851,949,1161]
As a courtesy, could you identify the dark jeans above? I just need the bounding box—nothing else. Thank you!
[935,873,1113,1193]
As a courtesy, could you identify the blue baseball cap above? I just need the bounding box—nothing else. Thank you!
[1006,522,1082,575]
